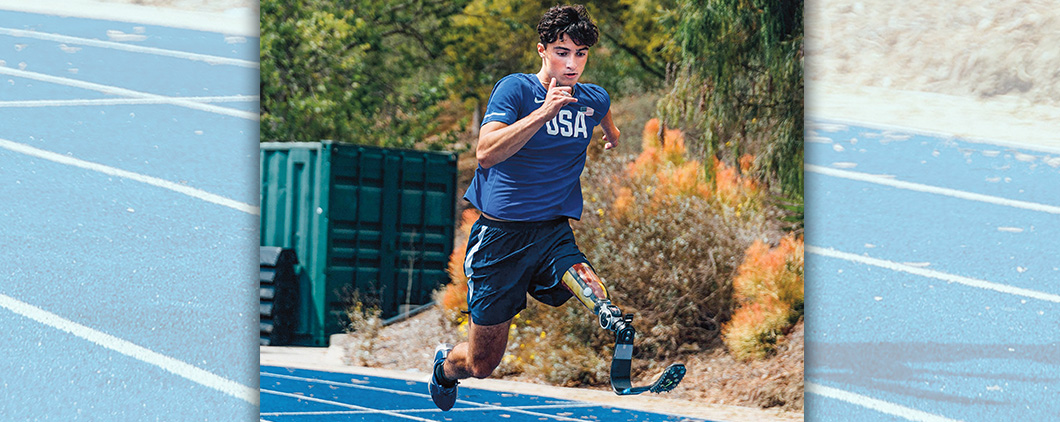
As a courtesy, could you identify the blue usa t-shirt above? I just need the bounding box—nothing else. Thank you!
[464,73,611,221]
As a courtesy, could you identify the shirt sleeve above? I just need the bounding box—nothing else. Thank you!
[598,86,611,120]
[481,76,523,126]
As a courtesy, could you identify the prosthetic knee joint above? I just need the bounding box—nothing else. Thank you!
[561,263,634,333]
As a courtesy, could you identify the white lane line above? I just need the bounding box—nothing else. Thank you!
[260,389,437,422]
[806,164,1060,215]
[260,372,588,422]
[808,246,1060,303]
[0,294,258,405]
[0,138,258,215]
[0,67,257,120]
[0,27,258,68]
[261,403,601,416]
[807,382,963,422]
[0,95,257,108]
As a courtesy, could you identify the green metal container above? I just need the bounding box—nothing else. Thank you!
[260,141,457,346]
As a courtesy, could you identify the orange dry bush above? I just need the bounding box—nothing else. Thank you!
[653,161,707,201]
[733,234,804,306]
[628,119,767,212]
[671,161,705,197]
[713,157,760,207]
[629,119,704,203]
[457,208,479,238]
[642,117,661,148]
[723,300,791,361]
[628,146,661,178]
[438,209,480,316]
[611,186,634,219]
[661,128,687,165]
[629,119,690,178]
[723,234,804,360]
[739,153,755,173]
[447,242,468,287]
[630,120,765,215]
[442,239,469,313]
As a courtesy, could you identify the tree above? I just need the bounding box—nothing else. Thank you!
[260,0,468,148]
[441,0,548,131]
[658,0,804,198]
[260,1,686,148]
[588,0,679,90]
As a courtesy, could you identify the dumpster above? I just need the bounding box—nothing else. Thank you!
[260,141,458,346]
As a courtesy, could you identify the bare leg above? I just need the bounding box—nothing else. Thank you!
[443,318,511,380]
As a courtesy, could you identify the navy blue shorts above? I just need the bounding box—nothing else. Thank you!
[462,217,589,326]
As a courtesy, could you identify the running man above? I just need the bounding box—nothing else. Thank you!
[429,4,626,411]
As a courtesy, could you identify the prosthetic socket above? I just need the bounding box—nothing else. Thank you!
[561,263,633,333]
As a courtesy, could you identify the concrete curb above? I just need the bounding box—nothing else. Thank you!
[808,82,1060,153]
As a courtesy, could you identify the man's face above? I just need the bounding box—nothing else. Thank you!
[538,33,589,86]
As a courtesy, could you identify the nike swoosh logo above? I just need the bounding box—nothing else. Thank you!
[534,98,544,103]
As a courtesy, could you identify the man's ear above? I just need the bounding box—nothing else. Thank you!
[537,43,546,58]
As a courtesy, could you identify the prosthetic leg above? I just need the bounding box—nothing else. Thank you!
[561,264,686,395]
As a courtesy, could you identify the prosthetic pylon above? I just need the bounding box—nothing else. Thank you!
[560,264,686,395]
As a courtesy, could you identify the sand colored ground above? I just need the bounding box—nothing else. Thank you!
[807,0,1060,151]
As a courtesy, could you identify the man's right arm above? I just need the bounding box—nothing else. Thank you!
[477,78,577,169]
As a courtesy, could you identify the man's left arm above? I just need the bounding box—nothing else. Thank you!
[601,110,620,150]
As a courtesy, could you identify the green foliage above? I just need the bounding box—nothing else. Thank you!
[658,0,804,198]
[443,0,549,103]
[260,0,467,147]
[587,0,679,93]
[261,1,683,145]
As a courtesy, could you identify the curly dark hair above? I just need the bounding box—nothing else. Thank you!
[537,4,598,47]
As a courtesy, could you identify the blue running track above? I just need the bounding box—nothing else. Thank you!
[0,6,258,421]
[261,366,708,422]
[804,120,1060,421]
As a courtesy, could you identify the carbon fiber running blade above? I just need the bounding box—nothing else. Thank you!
[612,363,686,396]
[649,363,686,393]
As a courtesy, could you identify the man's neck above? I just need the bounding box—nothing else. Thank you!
[535,70,550,88]
[535,70,576,93]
